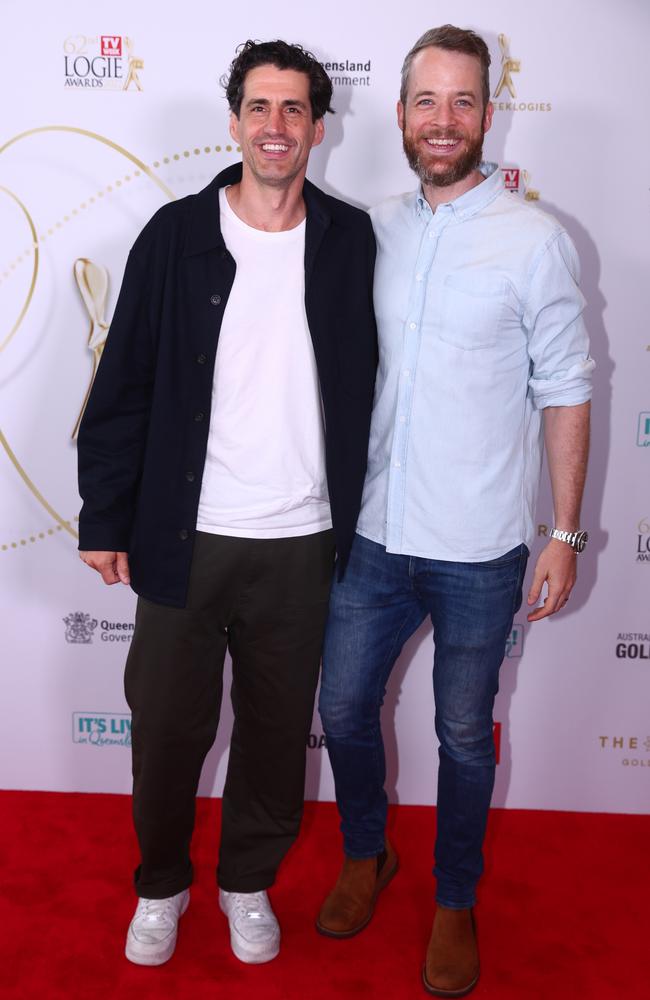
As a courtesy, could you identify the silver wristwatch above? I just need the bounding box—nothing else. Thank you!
[549,528,588,553]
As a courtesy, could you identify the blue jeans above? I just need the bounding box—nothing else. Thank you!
[319,533,528,909]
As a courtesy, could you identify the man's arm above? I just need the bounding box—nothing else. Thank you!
[77,242,155,581]
[527,401,590,622]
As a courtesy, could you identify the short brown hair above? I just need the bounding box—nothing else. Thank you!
[400,25,491,110]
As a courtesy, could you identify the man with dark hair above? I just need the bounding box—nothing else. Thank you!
[317,24,593,996]
[77,39,376,968]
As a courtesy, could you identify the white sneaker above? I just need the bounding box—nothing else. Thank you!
[125,889,190,966]
[219,889,280,964]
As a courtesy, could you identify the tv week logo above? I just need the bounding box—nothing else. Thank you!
[502,167,521,192]
[101,35,122,56]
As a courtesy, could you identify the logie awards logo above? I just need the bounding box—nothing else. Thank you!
[63,35,144,90]
[501,167,541,202]
[492,34,552,113]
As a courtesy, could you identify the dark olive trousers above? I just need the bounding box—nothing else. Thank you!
[124,529,335,898]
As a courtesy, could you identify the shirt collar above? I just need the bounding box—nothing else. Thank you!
[414,161,503,221]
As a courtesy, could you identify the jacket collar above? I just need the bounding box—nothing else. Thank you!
[183,162,331,258]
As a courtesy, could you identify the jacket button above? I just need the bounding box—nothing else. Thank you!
[179,528,189,541]
[220,250,228,260]
[185,471,196,482]
[196,353,207,365]
[210,294,222,305]
[194,411,204,422]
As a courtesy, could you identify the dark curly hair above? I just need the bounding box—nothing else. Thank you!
[223,39,334,121]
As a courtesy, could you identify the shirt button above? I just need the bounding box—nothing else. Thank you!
[416,273,423,281]
[394,461,401,468]
[194,411,204,422]
[399,416,406,424]
[403,369,410,377]
[179,528,189,541]
[210,294,222,305]
[409,322,416,330]
[185,471,196,483]
[196,353,207,365]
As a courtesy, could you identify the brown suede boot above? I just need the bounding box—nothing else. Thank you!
[316,841,398,938]
[422,905,479,997]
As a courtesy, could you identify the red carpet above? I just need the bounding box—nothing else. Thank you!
[0,792,646,999]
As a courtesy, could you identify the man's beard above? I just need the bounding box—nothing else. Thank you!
[402,128,484,188]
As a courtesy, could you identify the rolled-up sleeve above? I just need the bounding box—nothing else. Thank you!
[525,229,595,409]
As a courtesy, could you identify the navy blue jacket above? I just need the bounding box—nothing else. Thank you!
[78,163,377,606]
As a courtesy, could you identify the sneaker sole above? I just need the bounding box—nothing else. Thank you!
[229,934,280,965]
[124,892,189,966]
[315,854,399,939]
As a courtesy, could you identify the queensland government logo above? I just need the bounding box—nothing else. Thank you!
[322,58,371,88]
[73,713,131,747]
[63,612,97,643]
[637,412,650,447]
[63,35,144,90]
[616,633,650,660]
[598,734,650,768]
[502,167,540,202]
[492,34,551,112]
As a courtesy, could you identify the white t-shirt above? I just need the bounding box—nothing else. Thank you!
[196,188,331,538]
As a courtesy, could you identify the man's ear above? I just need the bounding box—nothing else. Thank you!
[229,111,240,144]
[397,100,405,131]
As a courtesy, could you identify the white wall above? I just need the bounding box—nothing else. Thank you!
[1,0,648,812]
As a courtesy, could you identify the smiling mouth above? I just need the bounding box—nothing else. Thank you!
[424,137,462,152]
[260,142,291,152]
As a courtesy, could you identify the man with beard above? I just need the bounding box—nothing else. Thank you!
[77,40,376,968]
[316,25,593,997]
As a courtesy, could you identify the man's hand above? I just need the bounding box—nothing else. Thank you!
[526,539,576,622]
[79,550,130,586]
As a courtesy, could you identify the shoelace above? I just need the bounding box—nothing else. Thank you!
[230,892,269,921]
[137,897,178,925]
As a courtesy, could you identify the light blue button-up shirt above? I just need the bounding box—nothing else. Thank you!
[357,163,594,562]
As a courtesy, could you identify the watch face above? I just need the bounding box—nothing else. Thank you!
[576,530,588,552]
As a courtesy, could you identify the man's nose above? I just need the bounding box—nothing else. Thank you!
[265,107,284,133]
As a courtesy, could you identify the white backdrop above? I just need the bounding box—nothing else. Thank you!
[1,0,648,814]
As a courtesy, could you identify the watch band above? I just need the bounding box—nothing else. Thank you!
[550,528,588,552]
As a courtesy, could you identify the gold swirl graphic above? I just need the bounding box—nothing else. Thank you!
[0,430,77,538]
[0,186,39,353]
[0,125,175,200]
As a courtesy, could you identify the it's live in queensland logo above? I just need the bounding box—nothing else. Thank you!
[63,35,144,90]
[73,713,131,747]
[505,622,524,658]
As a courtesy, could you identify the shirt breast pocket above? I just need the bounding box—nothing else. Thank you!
[437,274,508,351]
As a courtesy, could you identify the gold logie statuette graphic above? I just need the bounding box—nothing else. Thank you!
[494,34,520,99]
[123,37,144,91]
[72,258,110,440]
[522,170,540,202]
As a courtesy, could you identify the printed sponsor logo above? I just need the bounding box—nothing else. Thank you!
[598,734,650,768]
[501,167,541,202]
[492,33,552,112]
[63,612,98,643]
[493,722,502,764]
[637,412,650,447]
[505,622,524,658]
[616,633,650,660]
[636,518,650,563]
[63,34,143,90]
[72,712,131,747]
[322,58,372,88]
